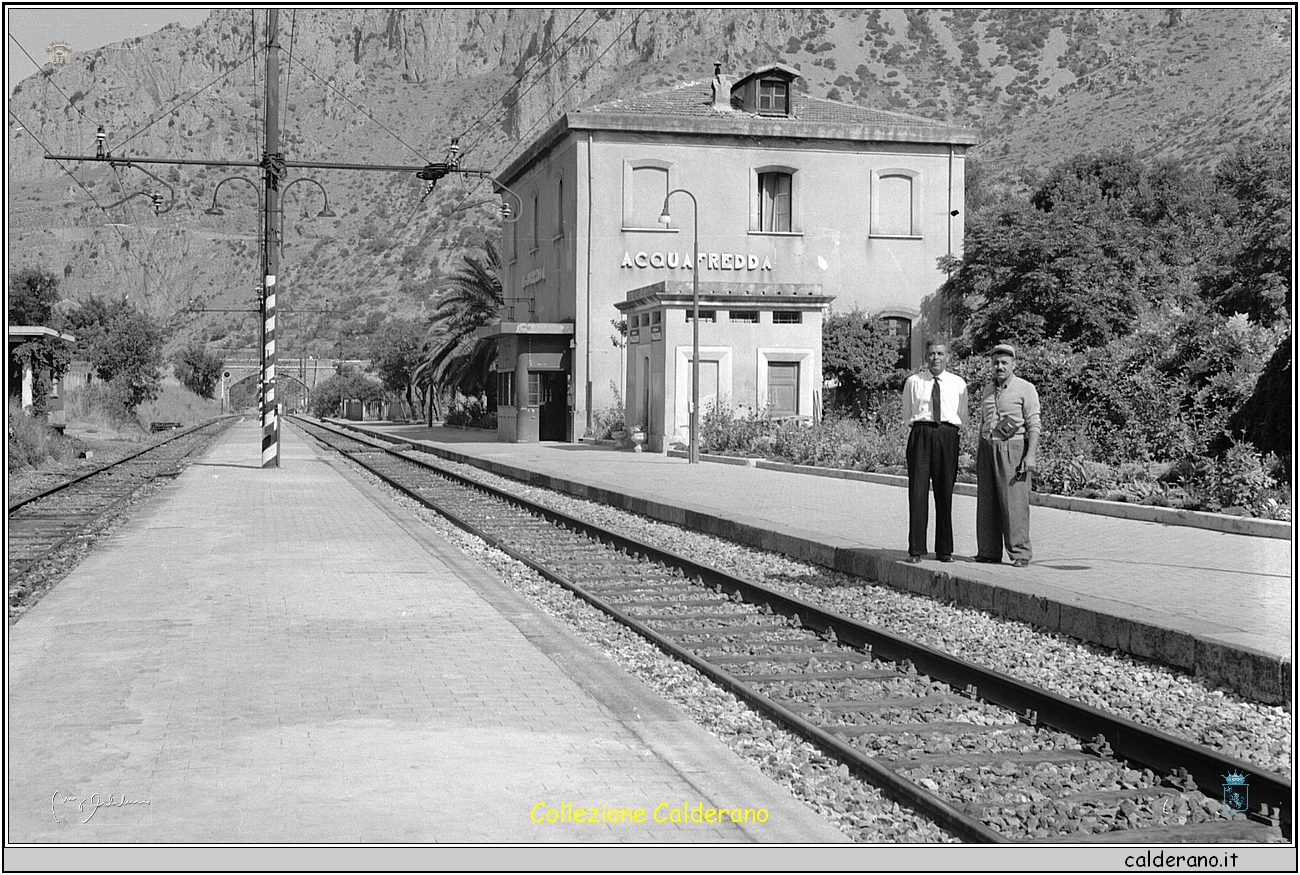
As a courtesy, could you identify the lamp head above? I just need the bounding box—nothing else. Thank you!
[658,209,671,226]
[205,203,225,216]
[316,207,337,218]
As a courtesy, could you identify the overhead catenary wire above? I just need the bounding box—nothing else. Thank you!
[282,10,297,138]
[282,49,431,164]
[453,9,593,150]
[416,9,648,274]
[455,8,646,185]
[8,107,172,304]
[7,32,103,128]
[113,49,256,155]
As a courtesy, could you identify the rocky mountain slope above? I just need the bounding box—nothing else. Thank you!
[6,8,1292,356]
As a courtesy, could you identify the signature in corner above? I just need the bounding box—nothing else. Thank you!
[52,789,150,823]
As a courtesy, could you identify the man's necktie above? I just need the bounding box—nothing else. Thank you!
[931,377,941,423]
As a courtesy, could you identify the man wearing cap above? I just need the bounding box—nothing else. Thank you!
[975,343,1041,567]
[901,340,967,563]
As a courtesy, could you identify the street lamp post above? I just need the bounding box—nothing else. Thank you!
[659,189,700,464]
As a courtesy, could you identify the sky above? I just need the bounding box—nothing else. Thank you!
[6,6,214,95]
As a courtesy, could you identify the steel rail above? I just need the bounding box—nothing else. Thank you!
[7,418,237,581]
[7,417,234,513]
[295,416,1293,840]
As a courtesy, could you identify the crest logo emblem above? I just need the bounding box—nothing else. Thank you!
[1221,770,1249,814]
[47,40,72,68]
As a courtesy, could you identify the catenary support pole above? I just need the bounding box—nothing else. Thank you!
[261,8,282,468]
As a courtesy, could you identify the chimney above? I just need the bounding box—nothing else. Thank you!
[711,62,731,111]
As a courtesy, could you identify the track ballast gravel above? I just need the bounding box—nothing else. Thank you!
[404,449,1292,781]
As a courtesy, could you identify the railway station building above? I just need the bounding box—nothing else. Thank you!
[486,62,978,449]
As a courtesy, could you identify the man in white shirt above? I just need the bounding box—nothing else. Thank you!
[901,340,967,563]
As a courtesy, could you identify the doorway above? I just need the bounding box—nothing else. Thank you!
[537,371,568,441]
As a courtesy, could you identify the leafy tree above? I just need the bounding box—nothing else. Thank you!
[417,241,503,401]
[368,318,428,418]
[308,367,385,418]
[7,268,71,417]
[940,148,1229,354]
[66,296,164,411]
[1215,335,1292,468]
[1204,138,1292,326]
[171,342,224,399]
[821,308,907,415]
[8,267,61,326]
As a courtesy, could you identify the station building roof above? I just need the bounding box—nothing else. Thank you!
[497,63,979,185]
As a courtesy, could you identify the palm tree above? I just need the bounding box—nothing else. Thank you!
[416,241,504,410]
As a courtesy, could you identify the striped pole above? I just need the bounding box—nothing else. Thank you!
[260,8,282,468]
[261,276,279,467]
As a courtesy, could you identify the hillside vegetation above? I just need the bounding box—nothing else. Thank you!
[6,9,1290,359]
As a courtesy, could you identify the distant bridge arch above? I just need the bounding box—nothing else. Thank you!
[220,356,369,414]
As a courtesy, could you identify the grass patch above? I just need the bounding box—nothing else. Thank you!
[6,400,76,472]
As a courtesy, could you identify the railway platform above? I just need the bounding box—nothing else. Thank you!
[7,417,850,848]
[342,422,1294,706]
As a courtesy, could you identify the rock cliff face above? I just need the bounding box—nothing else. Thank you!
[6,8,1291,355]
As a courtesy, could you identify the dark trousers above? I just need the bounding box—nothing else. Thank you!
[906,422,959,557]
[976,437,1032,561]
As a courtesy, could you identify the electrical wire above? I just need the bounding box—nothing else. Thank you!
[469,9,647,197]
[113,49,256,154]
[464,10,645,176]
[453,9,592,147]
[7,32,103,128]
[391,9,648,282]
[457,13,602,161]
[8,107,171,302]
[282,10,297,138]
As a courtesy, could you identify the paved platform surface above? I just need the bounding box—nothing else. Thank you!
[349,422,1294,705]
[7,418,849,844]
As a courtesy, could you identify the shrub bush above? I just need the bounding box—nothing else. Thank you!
[443,395,495,429]
[7,400,76,472]
[589,383,626,440]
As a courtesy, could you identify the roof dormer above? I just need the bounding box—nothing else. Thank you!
[729,63,801,117]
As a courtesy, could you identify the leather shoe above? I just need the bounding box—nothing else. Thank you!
[937,554,953,563]
[1012,558,1030,567]
[903,554,922,564]
[973,555,1001,564]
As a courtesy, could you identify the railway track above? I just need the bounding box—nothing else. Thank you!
[7,417,237,584]
[293,416,1290,844]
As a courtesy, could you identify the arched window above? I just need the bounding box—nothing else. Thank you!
[751,165,799,234]
[871,168,921,237]
[623,160,672,229]
[757,172,792,232]
[880,316,913,369]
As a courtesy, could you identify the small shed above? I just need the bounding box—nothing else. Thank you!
[479,321,575,442]
[614,280,833,453]
[7,325,78,429]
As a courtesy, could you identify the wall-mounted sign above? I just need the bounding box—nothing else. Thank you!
[621,252,773,271]
[523,267,546,288]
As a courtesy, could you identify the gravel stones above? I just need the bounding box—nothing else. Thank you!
[424,455,1292,780]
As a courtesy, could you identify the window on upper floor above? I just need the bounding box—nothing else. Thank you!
[729,310,760,323]
[556,179,565,238]
[531,192,540,251]
[757,79,788,116]
[772,311,802,324]
[623,161,671,229]
[871,169,921,237]
[757,172,792,232]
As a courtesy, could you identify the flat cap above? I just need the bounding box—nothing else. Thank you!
[988,343,1016,358]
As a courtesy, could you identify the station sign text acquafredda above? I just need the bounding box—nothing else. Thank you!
[621,251,773,271]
